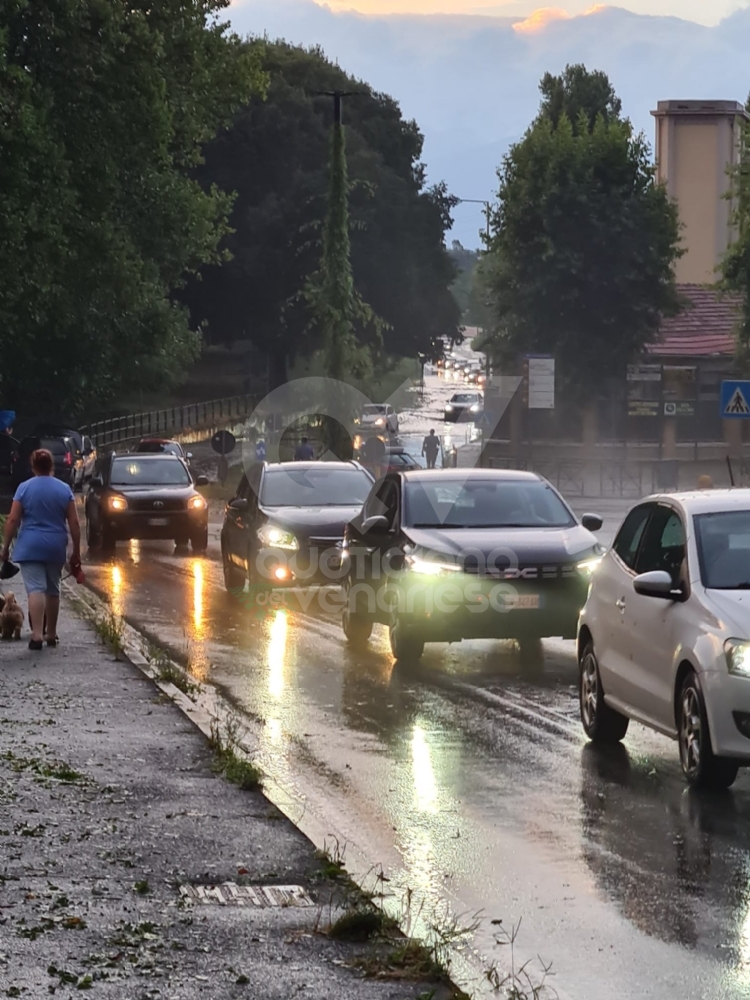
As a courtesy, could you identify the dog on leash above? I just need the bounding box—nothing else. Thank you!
[1,593,24,640]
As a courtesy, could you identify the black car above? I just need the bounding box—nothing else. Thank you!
[13,434,78,488]
[341,469,603,663]
[443,392,483,423]
[221,461,374,591]
[85,453,209,552]
[32,424,96,489]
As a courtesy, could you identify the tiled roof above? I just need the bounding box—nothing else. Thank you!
[646,284,740,357]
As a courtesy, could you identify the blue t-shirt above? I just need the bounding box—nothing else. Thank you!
[12,476,74,564]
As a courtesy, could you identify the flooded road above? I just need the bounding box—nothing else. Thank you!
[78,360,750,1000]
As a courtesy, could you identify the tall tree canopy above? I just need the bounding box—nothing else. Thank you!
[482,68,681,395]
[538,64,622,133]
[0,0,265,418]
[183,42,460,387]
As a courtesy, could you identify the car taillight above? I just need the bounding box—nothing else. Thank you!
[63,452,72,466]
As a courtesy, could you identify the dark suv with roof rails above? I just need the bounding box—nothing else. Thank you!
[85,452,209,553]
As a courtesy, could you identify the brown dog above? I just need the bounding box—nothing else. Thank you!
[1,593,24,640]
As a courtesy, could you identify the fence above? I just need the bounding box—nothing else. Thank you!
[80,394,258,450]
[486,457,679,498]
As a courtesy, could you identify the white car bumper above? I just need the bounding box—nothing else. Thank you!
[701,670,750,759]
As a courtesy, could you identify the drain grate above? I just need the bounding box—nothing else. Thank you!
[180,882,315,908]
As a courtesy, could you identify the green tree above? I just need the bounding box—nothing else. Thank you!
[538,64,622,133]
[0,0,265,418]
[183,42,459,388]
[722,97,750,359]
[483,73,681,402]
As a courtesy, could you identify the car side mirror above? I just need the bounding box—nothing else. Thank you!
[229,497,249,512]
[186,452,193,460]
[195,475,209,487]
[633,570,676,599]
[581,513,603,532]
[91,474,104,488]
[362,515,390,534]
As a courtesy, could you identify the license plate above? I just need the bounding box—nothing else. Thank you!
[501,594,540,610]
[148,517,169,527]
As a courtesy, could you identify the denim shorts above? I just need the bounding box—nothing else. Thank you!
[20,562,64,597]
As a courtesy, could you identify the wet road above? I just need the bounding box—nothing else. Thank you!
[79,364,750,1000]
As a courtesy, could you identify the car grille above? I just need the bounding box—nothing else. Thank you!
[128,498,185,513]
[461,557,581,583]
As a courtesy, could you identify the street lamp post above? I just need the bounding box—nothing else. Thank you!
[455,197,491,244]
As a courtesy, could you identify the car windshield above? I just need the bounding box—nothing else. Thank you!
[363,405,387,415]
[404,479,574,529]
[696,510,750,589]
[451,394,478,404]
[261,467,372,507]
[111,458,190,487]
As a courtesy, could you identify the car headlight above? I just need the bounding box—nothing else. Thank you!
[577,555,604,577]
[188,495,206,511]
[258,525,299,551]
[354,417,361,426]
[725,640,750,677]
[470,404,479,413]
[108,496,128,512]
[375,417,385,427]
[445,405,454,412]
[407,555,462,576]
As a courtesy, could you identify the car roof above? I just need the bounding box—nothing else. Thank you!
[642,489,750,516]
[399,469,541,483]
[113,452,183,461]
[264,461,367,472]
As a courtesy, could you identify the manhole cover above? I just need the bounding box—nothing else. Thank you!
[180,883,315,908]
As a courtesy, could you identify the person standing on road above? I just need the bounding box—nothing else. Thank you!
[1,449,81,650]
[294,436,315,461]
[422,429,440,470]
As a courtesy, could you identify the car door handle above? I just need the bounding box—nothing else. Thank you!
[616,598,626,612]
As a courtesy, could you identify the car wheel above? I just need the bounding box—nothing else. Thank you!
[191,527,209,554]
[222,545,245,592]
[86,512,100,549]
[678,671,739,790]
[579,641,629,744]
[343,608,373,649]
[100,529,115,554]
[389,613,424,663]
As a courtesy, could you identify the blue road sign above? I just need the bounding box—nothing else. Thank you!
[721,380,750,419]
[255,440,267,461]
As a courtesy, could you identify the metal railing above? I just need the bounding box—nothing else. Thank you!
[486,457,667,498]
[80,394,258,449]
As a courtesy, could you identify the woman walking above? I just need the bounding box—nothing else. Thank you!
[1,448,81,650]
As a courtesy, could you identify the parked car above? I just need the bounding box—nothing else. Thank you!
[355,404,399,436]
[221,461,374,591]
[341,469,603,662]
[134,438,192,465]
[32,424,96,489]
[13,434,78,488]
[578,490,750,790]
[444,392,483,423]
[85,453,209,552]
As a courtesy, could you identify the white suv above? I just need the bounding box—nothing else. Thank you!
[579,490,750,789]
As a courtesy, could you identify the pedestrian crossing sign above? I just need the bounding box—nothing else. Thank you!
[721,380,750,418]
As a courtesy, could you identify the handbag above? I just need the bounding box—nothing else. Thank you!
[0,559,20,580]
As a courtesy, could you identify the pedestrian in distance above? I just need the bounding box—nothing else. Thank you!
[294,436,315,461]
[422,429,440,470]
[0,448,81,650]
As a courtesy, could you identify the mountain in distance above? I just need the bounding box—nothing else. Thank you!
[229,1,750,245]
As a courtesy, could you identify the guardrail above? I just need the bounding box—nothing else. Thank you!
[81,394,258,449]
[486,458,675,498]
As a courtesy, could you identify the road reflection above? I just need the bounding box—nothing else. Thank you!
[580,741,750,976]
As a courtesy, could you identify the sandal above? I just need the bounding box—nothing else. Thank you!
[28,639,43,651]
[45,637,59,648]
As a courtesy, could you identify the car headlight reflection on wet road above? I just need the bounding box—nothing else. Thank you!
[267,610,289,700]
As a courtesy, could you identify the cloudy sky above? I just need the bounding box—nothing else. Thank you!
[229,0,750,244]
[319,0,743,26]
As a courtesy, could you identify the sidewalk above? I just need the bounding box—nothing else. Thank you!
[0,590,458,999]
